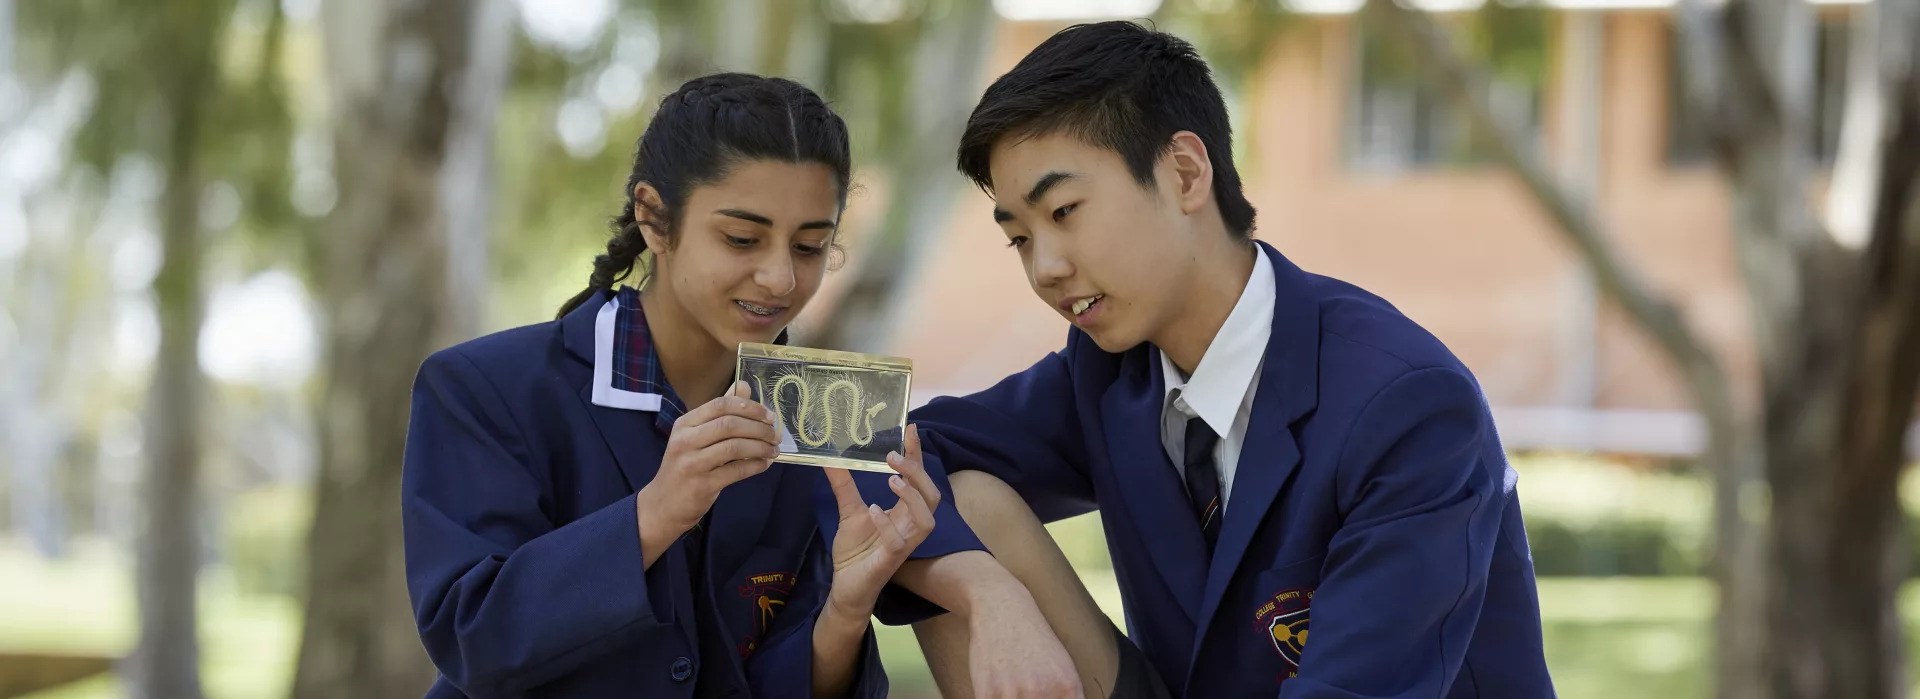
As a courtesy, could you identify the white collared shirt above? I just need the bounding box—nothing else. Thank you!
[1158,250,1275,510]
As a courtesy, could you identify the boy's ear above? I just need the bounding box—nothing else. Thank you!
[1164,131,1214,216]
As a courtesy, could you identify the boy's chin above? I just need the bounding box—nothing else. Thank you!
[1082,327,1148,355]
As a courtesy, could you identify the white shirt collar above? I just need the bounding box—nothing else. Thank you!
[1159,250,1275,435]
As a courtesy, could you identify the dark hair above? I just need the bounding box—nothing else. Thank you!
[956,21,1256,239]
[556,73,853,318]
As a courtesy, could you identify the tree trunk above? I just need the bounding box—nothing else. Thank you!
[1815,3,1920,692]
[804,0,997,352]
[1368,4,1769,698]
[1674,2,1920,697]
[437,0,514,345]
[293,1,481,696]
[130,3,227,696]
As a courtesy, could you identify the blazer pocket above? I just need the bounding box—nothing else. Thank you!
[1251,555,1324,673]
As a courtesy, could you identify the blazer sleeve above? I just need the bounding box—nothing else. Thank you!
[810,453,985,626]
[1279,367,1508,699]
[814,336,1100,624]
[909,335,1098,523]
[402,348,679,697]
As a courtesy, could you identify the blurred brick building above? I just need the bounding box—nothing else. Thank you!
[815,2,1908,456]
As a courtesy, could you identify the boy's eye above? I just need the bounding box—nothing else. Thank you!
[794,243,825,256]
[1051,204,1077,222]
[726,235,755,248]
[1006,235,1029,249]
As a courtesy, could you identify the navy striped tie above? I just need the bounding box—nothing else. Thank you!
[1183,416,1223,554]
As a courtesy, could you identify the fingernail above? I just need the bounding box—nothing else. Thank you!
[890,475,904,489]
[887,451,901,462]
[869,504,882,515]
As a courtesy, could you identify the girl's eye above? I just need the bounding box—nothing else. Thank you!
[726,235,755,248]
[1006,236,1029,249]
[794,244,825,256]
[1052,204,1077,222]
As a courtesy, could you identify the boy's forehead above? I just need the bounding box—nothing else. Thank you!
[987,132,1118,193]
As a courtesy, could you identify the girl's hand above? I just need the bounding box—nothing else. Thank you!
[821,425,939,620]
[637,382,780,539]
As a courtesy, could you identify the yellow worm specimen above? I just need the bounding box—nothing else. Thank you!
[758,371,889,448]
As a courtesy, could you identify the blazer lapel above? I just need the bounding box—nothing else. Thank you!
[1101,347,1209,624]
[1190,241,1323,667]
[561,292,670,493]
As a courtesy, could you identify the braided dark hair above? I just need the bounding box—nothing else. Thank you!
[556,73,853,318]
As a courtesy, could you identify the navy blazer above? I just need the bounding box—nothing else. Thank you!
[909,242,1555,698]
[401,290,982,698]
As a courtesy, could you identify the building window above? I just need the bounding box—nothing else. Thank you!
[1345,10,1549,172]
[1665,14,1851,167]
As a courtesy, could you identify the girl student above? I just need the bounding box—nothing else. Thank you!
[401,73,966,698]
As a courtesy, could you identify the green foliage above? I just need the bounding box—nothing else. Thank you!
[1470,1,1552,85]
[18,0,232,167]
[207,0,305,266]
[1526,517,1702,577]
[819,6,931,164]
[1152,0,1295,91]
[16,0,305,271]
[1353,4,1551,89]
[222,486,313,598]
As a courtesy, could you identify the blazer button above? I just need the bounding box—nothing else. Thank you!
[670,657,693,682]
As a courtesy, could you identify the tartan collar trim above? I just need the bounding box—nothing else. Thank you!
[588,286,791,433]
[590,286,686,433]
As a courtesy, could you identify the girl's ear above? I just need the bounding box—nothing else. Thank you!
[634,182,672,253]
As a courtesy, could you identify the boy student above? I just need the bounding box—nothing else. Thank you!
[893,20,1556,698]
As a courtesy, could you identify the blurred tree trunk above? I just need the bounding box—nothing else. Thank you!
[294,0,493,695]
[1674,1,1920,696]
[1381,1,1920,697]
[805,0,997,352]
[130,2,230,697]
[438,0,515,344]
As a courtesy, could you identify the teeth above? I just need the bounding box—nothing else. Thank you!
[1072,295,1102,315]
[737,300,779,316]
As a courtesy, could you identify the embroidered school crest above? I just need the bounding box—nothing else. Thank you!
[736,571,797,658]
[1268,607,1310,666]
[1252,587,1313,672]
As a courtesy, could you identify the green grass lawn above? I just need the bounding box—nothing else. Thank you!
[0,538,1726,699]
[9,535,1920,699]
[873,572,1720,699]
[0,540,298,699]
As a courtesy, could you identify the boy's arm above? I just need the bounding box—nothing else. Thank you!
[909,343,1098,522]
[1280,367,1512,698]
[814,341,1099,623]
[814,342,1096,696]
[897,344,1098,696]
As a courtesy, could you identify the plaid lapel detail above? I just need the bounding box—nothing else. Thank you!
[599,285,794,435]
[609,286,688,434]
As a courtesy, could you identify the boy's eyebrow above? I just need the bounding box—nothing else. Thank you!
[992,170,1076,222]
[1023,171,1075,205]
